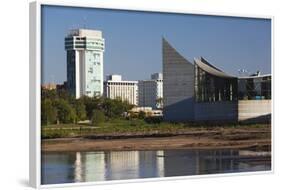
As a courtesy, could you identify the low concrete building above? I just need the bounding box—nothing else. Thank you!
[238,74,271,122]
[130,107,163,117]
[163,38,271,123]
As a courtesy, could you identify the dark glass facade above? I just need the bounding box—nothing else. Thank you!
[238,76,271,100]
[194,64,238,102]
[66,50,76,96]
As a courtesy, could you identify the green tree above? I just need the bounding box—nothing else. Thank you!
[102,98,117,118]
[57,89,75,102]
[74,99,87,122]
[91,109,105,125]
[41,89,57,100]
[54,99,76,124]
[81,96,100,119]
[102,98,133,118]
[138,111,146,119]
[41,99,57,125]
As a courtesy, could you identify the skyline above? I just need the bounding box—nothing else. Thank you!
[41,5,271,84]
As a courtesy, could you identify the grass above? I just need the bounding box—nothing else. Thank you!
[41,118,271,139]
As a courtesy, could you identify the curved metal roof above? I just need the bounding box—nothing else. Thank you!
[194,57,237,79]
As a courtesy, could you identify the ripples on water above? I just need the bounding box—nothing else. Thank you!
[41,149,271,185]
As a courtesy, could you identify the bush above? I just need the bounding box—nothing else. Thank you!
[91,109,105,125]
[138,111,146,119]
[144,116,163,124]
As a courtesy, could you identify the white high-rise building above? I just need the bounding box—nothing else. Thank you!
[138,73,163,109]
[65,29,105,99]
[104,75,138,105]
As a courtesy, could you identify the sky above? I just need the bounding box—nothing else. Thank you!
[41,5,271,84]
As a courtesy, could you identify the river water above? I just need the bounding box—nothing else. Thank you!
[41,149,271,185]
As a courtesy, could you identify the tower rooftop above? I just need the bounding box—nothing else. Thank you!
[67,29,102,38]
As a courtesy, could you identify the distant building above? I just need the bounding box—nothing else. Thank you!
[65,29,105,99]
[130,107,163,117]
[138,73,163,109]
[238,74,271,121]
[41,83,56,90]
[104,75,138,105]
[56,81,67,91]
[163,38,271,123]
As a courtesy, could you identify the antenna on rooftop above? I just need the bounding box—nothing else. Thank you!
[70,24,75,30]
[238,69,249,77]
[83,16,87,29]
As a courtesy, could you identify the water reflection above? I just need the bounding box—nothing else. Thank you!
[41,149,271,185]
[105,151,139,180]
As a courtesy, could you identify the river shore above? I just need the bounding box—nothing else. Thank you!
[42,126,271,152]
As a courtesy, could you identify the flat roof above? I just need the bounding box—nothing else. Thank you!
[67,29,102,38]
[104,80,138,83]
[238,74,271,79]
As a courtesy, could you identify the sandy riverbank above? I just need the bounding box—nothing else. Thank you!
[42,127,271,152]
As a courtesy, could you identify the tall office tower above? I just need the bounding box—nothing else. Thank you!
[104,75,138,105]
[65,29,105,99]
[138,73,163,109]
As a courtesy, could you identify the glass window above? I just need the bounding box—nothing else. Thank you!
[88,67,93,73]
[238,76,271,100]
[195,64,238,102]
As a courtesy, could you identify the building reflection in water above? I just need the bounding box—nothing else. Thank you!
[73,152,106,182]
[42,149,271,184]
[163,150,199,177]
[84,152,106,181]
[156,151,165,177]
[105,151,140,180]
[72,150,165,181]
[138,150,164,178]
[41,152,76,184]
[196,149,238,174]
[237,150,271,172]
[74,152,82,182]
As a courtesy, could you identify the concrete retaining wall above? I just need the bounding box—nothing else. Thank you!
[238,100,271,122]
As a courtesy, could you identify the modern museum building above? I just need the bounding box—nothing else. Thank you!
[162,38,271,123]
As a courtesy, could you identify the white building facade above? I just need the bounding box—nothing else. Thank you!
[65,29,105,99]
[138,73,163,109]
[104,75,138,105]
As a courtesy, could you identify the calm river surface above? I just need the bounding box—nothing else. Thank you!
[41,149,271,185]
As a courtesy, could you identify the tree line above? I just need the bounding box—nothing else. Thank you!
[41,89,134,125]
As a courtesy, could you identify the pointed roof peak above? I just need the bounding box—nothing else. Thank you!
[163,38,193,66]
[162,36,169,43]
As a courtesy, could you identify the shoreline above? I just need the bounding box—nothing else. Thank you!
[42,126,271,152]
[42,135,271,152]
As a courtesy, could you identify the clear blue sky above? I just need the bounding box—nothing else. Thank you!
[42,5,271,84]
